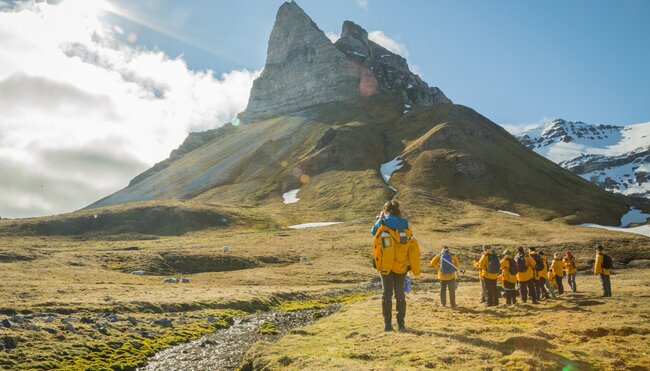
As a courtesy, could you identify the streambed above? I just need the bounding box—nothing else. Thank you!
[139,305,340,370]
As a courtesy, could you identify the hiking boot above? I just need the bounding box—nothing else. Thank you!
[397,324,406,332]
[384,323,393,332]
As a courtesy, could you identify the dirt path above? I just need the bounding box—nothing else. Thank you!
[139,305,340,370]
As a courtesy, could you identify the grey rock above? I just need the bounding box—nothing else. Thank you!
[2,336,17,350]
[109,342,123,349]
[26,324,41,331]
[127,316,138,326]
[243,3,450,123]
[154,318,173,328]
[80,317,95,324]
[130,341,142,349]
[0,340,4,351]
[181,277,190,283]
[42,316,55,323]
[65,322,77,333]
[106,313,119,322]
[163,278,179,283]
[206,316,217,323]
[1,319,12,328]
[98,327,109,335]
[43,327,58,334]
[131,270,145,275]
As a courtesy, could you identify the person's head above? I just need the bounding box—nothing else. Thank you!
[566,250,573,258]
[539,251,545,257]
[596,245,604,252]
[554,253,560,259]
[441,246,450,254]
[383,200,402,218]
[502,249,512,257]
[529,247,537,253]
[517,246,525,255]
[482,244,491,252]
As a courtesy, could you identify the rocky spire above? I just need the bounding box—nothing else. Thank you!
[243,1,451,123]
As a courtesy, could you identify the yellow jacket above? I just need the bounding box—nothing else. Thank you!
[500,255,518,284]
[476,249,499,280]
[515,254,536,282]
[530,251,548,280]
[372,224,421,276]
[430,253,460,281]
[550,259,564,277]
[594,252,611,276]
[547,270,557,290]
[564,256,578,274]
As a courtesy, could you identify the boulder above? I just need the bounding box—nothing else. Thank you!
[181,277,191,283]
[163,278,179,283]
[154,318,173,328]
[1,319,12,328]
[131,270,145,275]
[65,322,77,333]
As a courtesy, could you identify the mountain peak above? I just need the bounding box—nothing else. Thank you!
[243,1,450,123]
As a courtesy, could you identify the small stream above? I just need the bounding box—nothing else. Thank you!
[139,305,340,370]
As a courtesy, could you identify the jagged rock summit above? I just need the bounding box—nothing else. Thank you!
[243,1,449,123]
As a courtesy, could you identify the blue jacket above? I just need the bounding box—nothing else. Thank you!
[371,214,409,235]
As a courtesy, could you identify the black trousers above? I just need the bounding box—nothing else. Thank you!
[440,279,456,306]
[519,279,538,303]
[483,278,498,306]
[554,275,565,294]
[504,281,517,304]
[567,273,577,292]
[380,272,407,325]
[600,274,612,297]
[536,278,549,299]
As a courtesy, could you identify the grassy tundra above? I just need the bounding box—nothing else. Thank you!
[0,201,648,370]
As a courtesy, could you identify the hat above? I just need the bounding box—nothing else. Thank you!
[596,245,604,251]
[482,244,491,251]
[502,249,512,256]
[517,246,525,254]
[441,246,450,253]
[539,251,545,256]
[529,247,536,252]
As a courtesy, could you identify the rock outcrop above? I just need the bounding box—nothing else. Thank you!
[243,1,449,122]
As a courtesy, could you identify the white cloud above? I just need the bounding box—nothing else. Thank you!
[368,30,409,57]
[499,117,551,135]
[0,1,260,218]
[325,31,340,44]
[356,0,369,10]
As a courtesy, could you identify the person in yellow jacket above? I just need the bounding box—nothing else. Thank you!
[548,269,558,294]
[371,200,420,331]
[515,246,539,304]
[529,247,550,300]
[476,245,500,306]
[550,253,565,295]
[430,246,461,307]
[564,250,578,292]
[499,250,518,305]
[594,245,612,297]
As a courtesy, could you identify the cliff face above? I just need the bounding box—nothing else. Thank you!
[243,2,449,123]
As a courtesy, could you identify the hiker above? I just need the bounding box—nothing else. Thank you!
[529,247,549,300]
[550,253,565,295]
[594,245,612,297]
[515,247,539,304]
[430,246,461,307]
[371,200,421,331]
[564,250,578,292]
[546,269,557,298]
[475,245,501,307]
[499,249,518,305]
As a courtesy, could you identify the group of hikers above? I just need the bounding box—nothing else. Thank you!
[372,200,614,331]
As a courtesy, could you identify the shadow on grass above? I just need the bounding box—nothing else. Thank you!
[428,331,594,370]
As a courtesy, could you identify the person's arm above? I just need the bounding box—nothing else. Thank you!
[453,255,460,269]
[478,254,488,270]
[594,254,602,275]
[430,255,440,269]
[370,218,383,235]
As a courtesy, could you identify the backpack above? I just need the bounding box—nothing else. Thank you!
[532,254,544,271]
[486,253,501,274]
[601,254,613,270]
[372,225,421,276]
[440,253,457,275]
[516,255,527,273]
[508,258,518,275]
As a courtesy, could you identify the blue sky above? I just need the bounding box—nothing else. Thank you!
[106,0,650,128]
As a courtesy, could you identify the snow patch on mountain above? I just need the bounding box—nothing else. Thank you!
[380,157,403,183]
[282,189,300,204]
[517,119,650,198]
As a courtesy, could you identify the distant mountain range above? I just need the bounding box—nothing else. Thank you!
[517,119,650,199]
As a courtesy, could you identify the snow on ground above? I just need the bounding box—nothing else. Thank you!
[288,222,342,229]
[619,207,650,227]
[282,189,300,204]
[498,210,521,217]
[380,157,403,184]
[580,223,650,238]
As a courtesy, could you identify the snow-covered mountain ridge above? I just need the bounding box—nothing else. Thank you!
[517,119,650,198]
